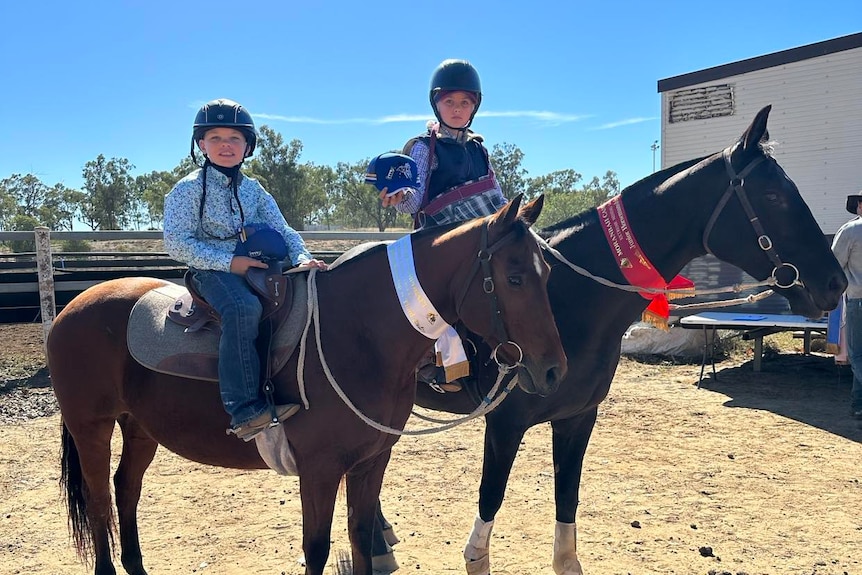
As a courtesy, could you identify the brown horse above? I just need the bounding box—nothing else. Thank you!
[47,194,567,575]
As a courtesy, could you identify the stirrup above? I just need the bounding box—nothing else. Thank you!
[438,380,463,393]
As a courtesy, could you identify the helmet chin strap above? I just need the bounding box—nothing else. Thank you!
[438,120,469,134]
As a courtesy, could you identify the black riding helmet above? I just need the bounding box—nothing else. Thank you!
[429,59,482,129]
[190,99,257,165]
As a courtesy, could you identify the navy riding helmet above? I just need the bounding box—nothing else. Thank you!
[190,99,258,163]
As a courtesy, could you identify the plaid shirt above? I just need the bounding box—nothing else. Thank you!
[418,189,507,228]
[396,126,506,228]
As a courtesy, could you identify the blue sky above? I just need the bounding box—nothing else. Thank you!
[2,1,859,196]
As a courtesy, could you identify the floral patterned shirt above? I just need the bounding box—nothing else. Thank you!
[163,166,312,272]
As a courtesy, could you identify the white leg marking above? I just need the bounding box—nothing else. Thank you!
[464,515,494,575]
[553,520,584,575]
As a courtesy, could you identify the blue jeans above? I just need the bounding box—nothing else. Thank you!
[843,298,862,412]
[190,269,267,427]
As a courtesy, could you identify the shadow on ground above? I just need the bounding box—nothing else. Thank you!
[699,353,862,442]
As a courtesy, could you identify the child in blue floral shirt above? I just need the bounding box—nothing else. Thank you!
[164,98,326,441]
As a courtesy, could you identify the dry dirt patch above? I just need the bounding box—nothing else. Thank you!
[1,323,861,574]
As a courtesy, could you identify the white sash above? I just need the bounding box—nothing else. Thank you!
[387,235,450,340]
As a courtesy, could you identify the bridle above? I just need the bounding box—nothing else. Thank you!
[452,222,528,370]
[295,219,544,437]
[533,144,806,300]
[702,146,802,290]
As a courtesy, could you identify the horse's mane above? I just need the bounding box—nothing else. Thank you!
[540,154,710,237]
[419,211,532,245]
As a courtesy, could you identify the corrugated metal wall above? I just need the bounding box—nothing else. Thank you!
[660,47,862,236]
[659,45,861,316]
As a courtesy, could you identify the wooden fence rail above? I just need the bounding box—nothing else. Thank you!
[0,229,406,330]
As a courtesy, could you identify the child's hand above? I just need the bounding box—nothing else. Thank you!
[230,256,269,275]
[297,259,328,271]
[379,189,404,207]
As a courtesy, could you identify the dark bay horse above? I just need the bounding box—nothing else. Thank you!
[373,106,848,574]
[47,194,567,575]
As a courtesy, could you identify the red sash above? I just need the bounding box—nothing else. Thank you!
[597,195,693,327]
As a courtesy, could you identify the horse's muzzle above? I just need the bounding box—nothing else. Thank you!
[518,361,565,397]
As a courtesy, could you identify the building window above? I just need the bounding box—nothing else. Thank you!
[669,84,734,123]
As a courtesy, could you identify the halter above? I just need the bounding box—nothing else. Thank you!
[702,146,801,289]
[453,222,526,371]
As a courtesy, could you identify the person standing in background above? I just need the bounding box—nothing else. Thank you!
[831,192,862,419]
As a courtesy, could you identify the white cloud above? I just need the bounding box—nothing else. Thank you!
[590,117,657,130]
[254,110,588,126]
[476,110,590,123]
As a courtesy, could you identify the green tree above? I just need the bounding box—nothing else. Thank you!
[490,142,529,200]
[327,160,406,231]
[170,156,199,181]
[0,183,19,230]
[534,169,621,229]
[81,155,135,230]
[39,183,84,231]
[527,169,584,226]
[302,163,338,228]
[5,214,40,252]
[247,125,321,229]
[134,170,174,229]
[1,173,48,218]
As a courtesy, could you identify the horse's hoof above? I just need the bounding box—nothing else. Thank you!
[553,554,584,575]
[372,551,399,572]
[382,526,400,546]
[465,554,490,575]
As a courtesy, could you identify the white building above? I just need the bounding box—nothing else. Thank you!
[658,32,862,235]
[657,33,862,315]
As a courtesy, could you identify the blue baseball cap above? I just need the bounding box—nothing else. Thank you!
[365,153,420,197]
[234,224,288,261]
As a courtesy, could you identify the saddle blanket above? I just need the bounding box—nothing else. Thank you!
[127,280,308,382]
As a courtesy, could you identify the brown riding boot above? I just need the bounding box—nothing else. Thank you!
[229,404,300,442]
[416,361,462,393]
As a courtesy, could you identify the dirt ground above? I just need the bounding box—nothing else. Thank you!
[1,322,861,575]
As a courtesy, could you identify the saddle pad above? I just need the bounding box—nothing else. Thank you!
[128,278,309,382]
[128,284,220,381]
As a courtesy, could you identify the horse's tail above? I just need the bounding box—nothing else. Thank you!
[60,420,113,563]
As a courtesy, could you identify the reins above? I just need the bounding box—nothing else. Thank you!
[534,144,805,310]
[293,221,534,437]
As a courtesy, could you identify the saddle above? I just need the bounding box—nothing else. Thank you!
[127,268,308,383]
[169,265,290,333]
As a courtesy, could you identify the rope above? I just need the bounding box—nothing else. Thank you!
[294,268,517,437]
[531,230,778,300]
[669,289,774,311]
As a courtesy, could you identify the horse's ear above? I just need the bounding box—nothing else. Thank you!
[740,105,772,151]
[518,194,545,228]
[496,193,524,227]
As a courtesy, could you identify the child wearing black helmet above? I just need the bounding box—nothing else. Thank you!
[164,98,327,441]
[382,59,507,230]
[373,61,508,392]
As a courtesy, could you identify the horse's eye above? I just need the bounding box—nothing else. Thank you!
[765,193,780,203]
[508,275,523,287]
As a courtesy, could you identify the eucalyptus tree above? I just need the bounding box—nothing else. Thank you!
[80,155,135,230]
